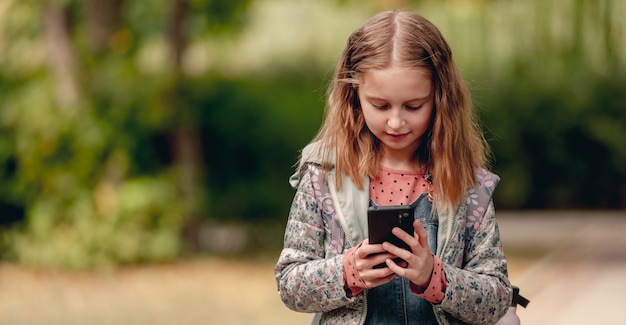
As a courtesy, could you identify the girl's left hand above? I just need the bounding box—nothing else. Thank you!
[382,220,434,287]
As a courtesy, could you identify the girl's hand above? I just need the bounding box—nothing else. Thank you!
[382,220,434,287]
[353,239,397,288]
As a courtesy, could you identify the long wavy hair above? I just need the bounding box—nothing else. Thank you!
[308,10,489,214]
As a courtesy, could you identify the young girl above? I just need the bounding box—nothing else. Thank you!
[275,10,513,324]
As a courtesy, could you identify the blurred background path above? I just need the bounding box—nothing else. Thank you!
[499,210,626,325]
[1,210,625,325]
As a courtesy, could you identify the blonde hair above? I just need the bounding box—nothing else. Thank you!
[309,10,489,214]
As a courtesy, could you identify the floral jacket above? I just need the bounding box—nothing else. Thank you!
[275,143,512,324]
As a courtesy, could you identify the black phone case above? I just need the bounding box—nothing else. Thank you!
[367,205,414,250]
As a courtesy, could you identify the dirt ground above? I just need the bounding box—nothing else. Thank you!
[0,255,534,325]
[0,257,312,325]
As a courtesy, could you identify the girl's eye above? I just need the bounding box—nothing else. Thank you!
[406,105,423,111]
[372,104,389,110]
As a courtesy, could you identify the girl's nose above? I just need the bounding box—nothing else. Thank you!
[387,112,405,130]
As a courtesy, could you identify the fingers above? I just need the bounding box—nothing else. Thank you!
[385,252,434,286]
[388,220,429,256]
[355,239,387,258]
[360,220,434,288]
[355,239,396,270]
[354,239,397,287]
[384,256,407,274]
[363,270,396,288]
[413,220,429,248]
[382,220,435,285]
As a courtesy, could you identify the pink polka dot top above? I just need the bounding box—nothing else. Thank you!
[369,165,432,206]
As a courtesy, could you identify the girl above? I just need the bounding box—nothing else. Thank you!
[275,10,513,324]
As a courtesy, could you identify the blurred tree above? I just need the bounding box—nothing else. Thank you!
[0,0,252,268]
[168,0,204,223]
[84,0,123,52]
[43,1,81,108]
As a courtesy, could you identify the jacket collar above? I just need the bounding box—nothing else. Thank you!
[290,141,369,245]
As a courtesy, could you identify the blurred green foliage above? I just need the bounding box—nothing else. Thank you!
[189,75,324,221]
[0,0,624,268]
[481,68,626,209]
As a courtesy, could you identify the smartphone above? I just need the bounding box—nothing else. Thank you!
[367,205,415,268]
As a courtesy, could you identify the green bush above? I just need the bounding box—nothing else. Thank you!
[189,74,325,222]
[0,68,185,269]
[4,176,182,269]
[479,68,626,209]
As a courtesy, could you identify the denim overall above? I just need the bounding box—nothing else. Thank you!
[365,193,439,325]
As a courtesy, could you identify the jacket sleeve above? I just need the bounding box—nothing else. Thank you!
[438,201,513,324]
[274,169,355,313]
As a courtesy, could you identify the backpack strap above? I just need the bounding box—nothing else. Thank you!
[464,168,500,238]
[465,170,530,316]
[306,163,347,254]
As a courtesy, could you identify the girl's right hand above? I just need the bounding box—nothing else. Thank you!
[353,239,397,288]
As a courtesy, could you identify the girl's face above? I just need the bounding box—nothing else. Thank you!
[358,66,434,168]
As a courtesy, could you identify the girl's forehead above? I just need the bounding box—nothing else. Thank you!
[360,66,431,82]
[358,66,432,100]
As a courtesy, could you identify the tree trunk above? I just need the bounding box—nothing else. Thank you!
[168,0,204,222]
[43,1,81,108]
[84,0,123,52]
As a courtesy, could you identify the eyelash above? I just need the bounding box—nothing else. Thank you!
[372,104,422,110]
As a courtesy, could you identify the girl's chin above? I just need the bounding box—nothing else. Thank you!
[380,139,422,154]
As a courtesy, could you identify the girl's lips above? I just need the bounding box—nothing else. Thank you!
[386,133,408,140]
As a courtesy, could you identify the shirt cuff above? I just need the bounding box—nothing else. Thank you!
[409,255,446,304]
[343,242,366,297]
